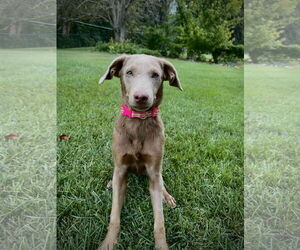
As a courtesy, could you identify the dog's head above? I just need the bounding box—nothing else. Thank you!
[99,54,182,111]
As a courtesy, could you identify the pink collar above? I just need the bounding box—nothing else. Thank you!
[121,104,159,119]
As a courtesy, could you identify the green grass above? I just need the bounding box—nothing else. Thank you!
[0,48,56,249]
[244,64,300,249]
[57,49,244,249]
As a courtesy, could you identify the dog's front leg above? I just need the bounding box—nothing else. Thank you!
[148,168,169,250]
[100,165,128,250]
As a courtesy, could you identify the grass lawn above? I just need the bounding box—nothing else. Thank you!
[0,48,56,249]
[244,64,300,249]
[57,49,244,249]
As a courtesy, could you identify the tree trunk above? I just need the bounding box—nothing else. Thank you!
[111,0,127,42]
[62,21,71,36]
[9,23,17,36]
[119,26,125,42]
[212,51,220,64]
[114,28,120,42]
[8,22,23,37]
[17,22,23,35]
[114,26,125,42]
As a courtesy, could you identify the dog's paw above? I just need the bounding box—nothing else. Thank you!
[106,180,112,189]
[163,193,176,208]
[99,240,115,250]
[155,240,169,250]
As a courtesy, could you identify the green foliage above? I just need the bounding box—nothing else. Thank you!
[214,45,244,63]
[229,44,244,58]
[142,26,170,56]
[194,54,208,62]
[0,33,54,48]
[105,40,139,54]
[56,0,244,63]
[94,41,110,52]
[177,0,243,63]
[58,33,101,48]
[245,0,299,62]
[137,48,161,57]
[167,43,184,58]
[95,40,138,54]
[247,45,300,63]
[142,19,184,58]
[277,44,300,58]
[126,0,244,62]
[95,39,162,56]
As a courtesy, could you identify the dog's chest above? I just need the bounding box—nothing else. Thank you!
[113,116,165,172]
[119,138,155,175]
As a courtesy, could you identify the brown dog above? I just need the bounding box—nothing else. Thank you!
[98,54,182,250]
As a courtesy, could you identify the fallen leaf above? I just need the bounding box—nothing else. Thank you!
[59,134,70,140]
[4,134,21,140]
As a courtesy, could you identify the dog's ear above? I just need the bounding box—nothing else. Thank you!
[99,55,127,84]
[160,59,183,91]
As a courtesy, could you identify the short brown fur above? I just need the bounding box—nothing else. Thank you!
[98,55,182,250]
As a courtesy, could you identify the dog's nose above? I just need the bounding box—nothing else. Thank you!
[134,93,149,104]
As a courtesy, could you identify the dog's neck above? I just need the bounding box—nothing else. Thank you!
[121,104,159,119]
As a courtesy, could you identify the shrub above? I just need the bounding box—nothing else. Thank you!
[58,33,102,48]
[228,45,244,59]
[142,23,184,58]
[95,40,162,57]
[248,45,300,63]
[108,40,139,54]
[168,43,184,58]
[212,45,244,63]
[137,48,161,57]
[142,26,169,52]
[275,45,300,58]
[95,39,138,54]
[95,41,110,52]
[195,54,208,62]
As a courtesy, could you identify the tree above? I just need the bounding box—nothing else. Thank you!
[0,0,55,36]
[125,0,174,44]
[128,0,173,28]
[88,0,137,42]
[57,0,92,36]
[177,0,243,63]
[245,0,299,62]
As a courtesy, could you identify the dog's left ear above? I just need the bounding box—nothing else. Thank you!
[99,55,127,84]
[160,59,183,91]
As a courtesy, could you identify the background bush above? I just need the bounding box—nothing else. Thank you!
[57,33,106,48]
[95,40,161,56]
[214,45,244,63]
[248,45,300,63]
[141,23,184,58]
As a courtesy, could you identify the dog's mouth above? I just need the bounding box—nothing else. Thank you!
[131,106,152,112]
[131,104,153,112]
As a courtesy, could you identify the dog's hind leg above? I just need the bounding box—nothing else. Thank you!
[100,166,128,250]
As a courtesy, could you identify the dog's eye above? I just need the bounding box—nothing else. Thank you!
[152,72,159,78]
[126,70,133,75]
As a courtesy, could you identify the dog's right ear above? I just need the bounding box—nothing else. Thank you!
[99,55,127,84]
